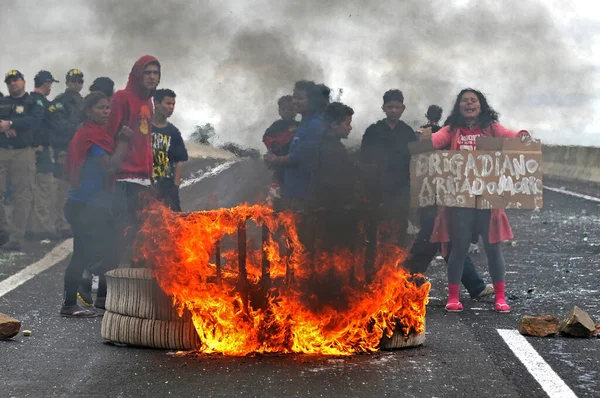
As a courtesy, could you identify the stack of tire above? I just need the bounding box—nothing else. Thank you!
[101,268,200,350]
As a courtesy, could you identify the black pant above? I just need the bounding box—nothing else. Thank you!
[63,200,115,305]
[408,206,486,298]
[111,181,152,268]
[155,178,182,212]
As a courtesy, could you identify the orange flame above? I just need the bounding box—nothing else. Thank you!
[137,202,430,356]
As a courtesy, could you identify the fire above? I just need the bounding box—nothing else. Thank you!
[137,202,430,356]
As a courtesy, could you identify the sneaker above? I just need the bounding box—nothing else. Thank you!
[475,284,494,299]
[495,302,511,313]
[0,239,22,252]
[60,304,98,318]
[77,278,94,307]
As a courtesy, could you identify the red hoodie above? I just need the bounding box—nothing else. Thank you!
[106,55,160,183]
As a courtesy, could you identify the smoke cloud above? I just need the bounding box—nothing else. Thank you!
[3,0,598,147]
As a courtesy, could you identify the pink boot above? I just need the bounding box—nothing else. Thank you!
[445,283,463,312]
[493,282,511,313]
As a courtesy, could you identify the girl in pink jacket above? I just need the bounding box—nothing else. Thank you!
[431,88,529,313]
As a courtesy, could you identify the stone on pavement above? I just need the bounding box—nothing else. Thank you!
[558,306,596,338]
[0,312,21,339]
[519,315,560,337]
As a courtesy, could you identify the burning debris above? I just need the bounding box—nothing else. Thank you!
[134,202,430,356]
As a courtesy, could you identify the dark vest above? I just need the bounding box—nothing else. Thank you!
[0,94,36,149]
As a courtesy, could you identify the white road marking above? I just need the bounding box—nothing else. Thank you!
[180,159,239,189]
[0,239,73,298]
[545,186,600,203]
[497,329,578,398]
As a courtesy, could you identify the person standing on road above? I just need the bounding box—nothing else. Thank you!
[105,55,160,267]
[0,70,44,251]
[89,77,115,98]
[264,80,330,211]
[26,71,61,241]
[262,95,298,204]
[151,88,188,211]
[61,92,133,317]
[263,81,329,248]
[431,88,530,313]
[50,68,85,239]
[408,104,493,299]
[307,101,358,252]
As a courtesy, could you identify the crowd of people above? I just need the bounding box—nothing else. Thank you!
[1,54,530,318]
[262,81,530,314]
[0,56,188,317]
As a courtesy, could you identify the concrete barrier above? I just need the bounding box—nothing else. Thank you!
[543,145,600,184]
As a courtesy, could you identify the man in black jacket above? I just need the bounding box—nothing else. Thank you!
[360,89,416,255]
[0,70,44,250]
[49,68,84,238]
[308,102,356,251]
[26,71,61,241]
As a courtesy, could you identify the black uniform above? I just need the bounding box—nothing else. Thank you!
[0,93,43,149]
[48,88,83,236]
[29,92,55,173]
[0,93,44,246]
[49,89,83,174]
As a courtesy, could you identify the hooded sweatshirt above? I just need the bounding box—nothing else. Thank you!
[106,55,160,184]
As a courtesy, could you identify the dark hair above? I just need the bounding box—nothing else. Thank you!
[425,105,443,123]
[294,80,330,114]
[445,88,499,129]
[154,88,176,104]
[277,95,293,107]
[90,77,115,97]
[383,89,404,104]
[324,102,354,127]
[82,92,109,119]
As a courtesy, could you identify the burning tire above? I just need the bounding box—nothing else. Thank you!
[104,268,191,321]
[101,311,200,350]
[379,321,426,350]
[101,268,199,350]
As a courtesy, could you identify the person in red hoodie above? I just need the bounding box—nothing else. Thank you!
[105,55,160,267]
[431,88,530,313]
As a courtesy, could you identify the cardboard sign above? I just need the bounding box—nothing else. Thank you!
[409,137,543,209]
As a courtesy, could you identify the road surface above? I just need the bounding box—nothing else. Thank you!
[1,156,598,397]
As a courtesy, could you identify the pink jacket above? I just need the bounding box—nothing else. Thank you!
[430,123,525,245]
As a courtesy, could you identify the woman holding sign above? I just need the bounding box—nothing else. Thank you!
[431,88,529,313]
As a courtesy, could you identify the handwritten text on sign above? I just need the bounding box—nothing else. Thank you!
[413,151,543,208]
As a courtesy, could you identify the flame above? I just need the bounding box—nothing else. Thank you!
[137,202,430,356]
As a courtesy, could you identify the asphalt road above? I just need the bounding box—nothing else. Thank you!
[1,156,599,398]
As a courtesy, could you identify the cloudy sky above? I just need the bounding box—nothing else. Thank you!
[4,0,599,147]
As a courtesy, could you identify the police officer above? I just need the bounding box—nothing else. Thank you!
[0,70,44,251]
[26,71,61,241]
[50,68,84,238]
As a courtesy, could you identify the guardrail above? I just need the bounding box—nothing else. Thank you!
[543,145,600,184]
